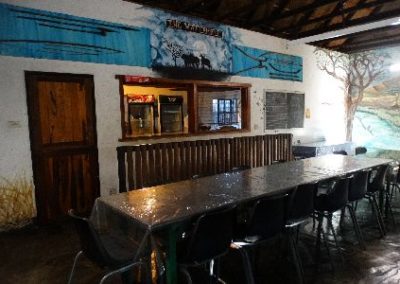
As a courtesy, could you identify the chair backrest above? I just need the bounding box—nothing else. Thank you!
[355,146,367,155]
[246,194,287,239]
[368,164,389,193]
[183,205,236,264]
[68,209,116,268]
[348,170,370,202]
[316,176,350,212]
[333,150,347,155]
[387,163,399,184]
[287,183,317,223]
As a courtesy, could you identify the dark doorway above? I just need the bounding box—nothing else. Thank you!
[25,72,99,223]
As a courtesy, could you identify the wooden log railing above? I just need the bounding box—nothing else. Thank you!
[117,134,293,192]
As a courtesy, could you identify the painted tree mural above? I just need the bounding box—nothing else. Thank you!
[165,41,183,66]
[314,48,388,140]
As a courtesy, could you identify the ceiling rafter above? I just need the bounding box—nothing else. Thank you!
[123,0,400,53]
[252,0,290,30]
[281,0,321,37]
[336,0,383,49]
[252,0,339,27]
[244,0,269,24]
[314,0,368,48]
[218,0,262,21]
[340,35,400,53]
[314,23,400,45]
[274,0,394,34]
[179,0,214,13]
[296,6,400,39]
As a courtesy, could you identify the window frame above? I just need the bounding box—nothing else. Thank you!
[117,75,251,141]
[214,98,238,125]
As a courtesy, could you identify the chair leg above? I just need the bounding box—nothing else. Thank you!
[99,262,143,284]
[386,189,396,226]
[339,208,346,231]
[179,266,193,284]
[327,214,344,265]
[347,204,365,250]
[67,250,83,284]
[209,259,221,284]
[369,195,386,237]
[354,200,359,212]
[321,221,334,272]
[315,214,333,272]
[231,244,255,284]
[289,233,304,284]
[314,214,322,272]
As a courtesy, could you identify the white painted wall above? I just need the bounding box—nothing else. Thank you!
[0,0,345,199]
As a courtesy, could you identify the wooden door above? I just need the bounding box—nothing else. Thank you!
[26,72,99,223]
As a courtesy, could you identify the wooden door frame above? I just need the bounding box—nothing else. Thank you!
[25,71,100,223]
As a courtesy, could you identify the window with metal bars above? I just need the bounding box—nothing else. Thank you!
[212,99,238,125]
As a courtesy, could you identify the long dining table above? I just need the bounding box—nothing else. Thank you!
[90,154,392,284]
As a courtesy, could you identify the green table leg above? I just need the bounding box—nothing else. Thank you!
[166,225,178,284]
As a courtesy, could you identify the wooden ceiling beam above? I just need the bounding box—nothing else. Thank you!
[286,0,320,36]
[337,1,383,49]
[252,0,290,29]
[273,0,394,34]
[316,24,400,51]
[313,22,400,45]
[217,0,264,21]
[293,6,400,39]
[339,36,400,53]
[179,0,217,13]
[252,0,339,27]
[312,2,363,50]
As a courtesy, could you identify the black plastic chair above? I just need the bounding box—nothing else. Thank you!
[366,164,389,237]
[355,146,367,155]
[333,150,347,155]
[314,176,351,268]
[231,194,288,284]
[176,205,236,284]
[286,182,318,284]
[341,170,370,249]
[67,209,144,284]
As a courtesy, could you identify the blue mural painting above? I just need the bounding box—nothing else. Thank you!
[232,45,303,81]
[0,3,303,82]
[148,11,235,73]
[0,3,150,66]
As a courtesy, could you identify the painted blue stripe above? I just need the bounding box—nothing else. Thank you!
[0,3,150,67]
[232,45,303,81]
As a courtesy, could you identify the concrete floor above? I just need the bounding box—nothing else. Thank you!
[2,198,400,284]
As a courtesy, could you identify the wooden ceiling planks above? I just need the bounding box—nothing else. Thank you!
[124,0,400,53]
